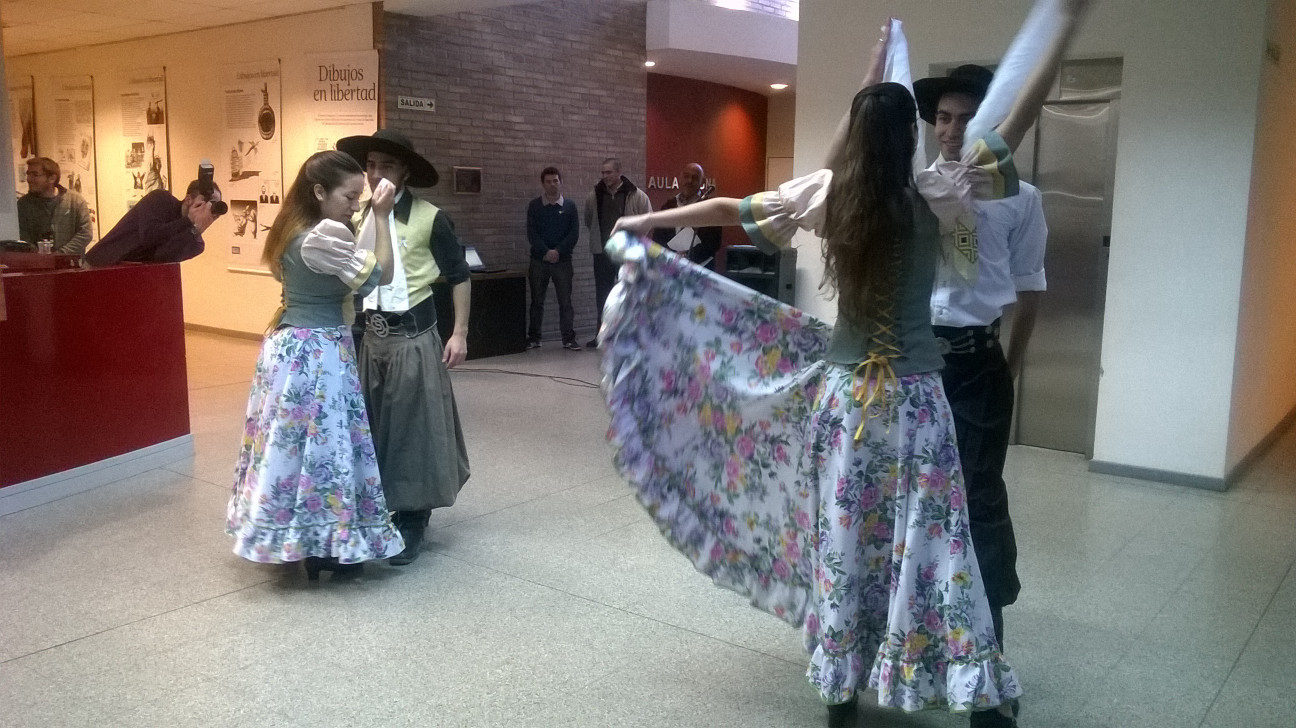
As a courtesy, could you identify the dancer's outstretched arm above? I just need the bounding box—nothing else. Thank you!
[613,197,741,236]
[997,0,1093,152]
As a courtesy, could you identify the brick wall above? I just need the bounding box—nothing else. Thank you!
[381,0,647,343]
[696,0,798,21]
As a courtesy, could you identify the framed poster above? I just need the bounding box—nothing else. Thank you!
[51,75,98,239]
[218,60,283,272]
[119,67,169,213]
[9,75,35,197]
[453,166,481,195]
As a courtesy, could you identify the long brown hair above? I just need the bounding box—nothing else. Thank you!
[261,150,364,277]
[821,82,919,327]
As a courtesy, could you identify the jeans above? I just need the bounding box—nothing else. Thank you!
[528,257,575,343]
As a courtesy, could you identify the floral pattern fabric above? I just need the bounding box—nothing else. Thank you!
[228,325,404,564]
[601,239,1019,712]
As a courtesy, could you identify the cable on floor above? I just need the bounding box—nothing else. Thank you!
[450,367,601,389]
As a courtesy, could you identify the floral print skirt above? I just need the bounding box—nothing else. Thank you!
[227,325,404,564]
[600,240,1019,712]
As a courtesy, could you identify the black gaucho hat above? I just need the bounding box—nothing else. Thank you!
[913,64,994,125]
[336,128,439,188]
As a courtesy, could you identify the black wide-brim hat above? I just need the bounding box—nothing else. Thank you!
[336,128,439,188]
[913,64,994,125]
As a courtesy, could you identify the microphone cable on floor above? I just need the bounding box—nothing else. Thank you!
[450,367,601,389]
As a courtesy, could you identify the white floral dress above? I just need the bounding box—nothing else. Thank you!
[601,139,1022,713]
[228,223,404,564]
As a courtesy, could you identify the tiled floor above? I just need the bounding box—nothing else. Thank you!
[2,331,1294,727]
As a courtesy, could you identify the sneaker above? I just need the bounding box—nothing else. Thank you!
[563,340,583,351]
[526,340,542,349]
[584,338,598,349]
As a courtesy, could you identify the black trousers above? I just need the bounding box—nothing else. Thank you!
[591,253,619,333]
[528,257,575,343]
[940,339,1021,646]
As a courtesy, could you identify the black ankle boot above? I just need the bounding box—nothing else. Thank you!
[303,557,363,581]
[826,694,858,728]
[389,524,424,565]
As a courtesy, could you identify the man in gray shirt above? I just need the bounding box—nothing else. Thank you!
[17,157,92,254]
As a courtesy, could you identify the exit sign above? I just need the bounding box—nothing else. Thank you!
[398,96,435,112]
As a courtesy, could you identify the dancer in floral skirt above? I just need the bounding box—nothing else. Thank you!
[228,150,404,580]
[607,2,1092,724]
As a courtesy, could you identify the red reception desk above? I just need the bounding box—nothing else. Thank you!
[0,254,190,489]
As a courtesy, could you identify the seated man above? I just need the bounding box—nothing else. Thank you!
[85,179,223,266]
[17,157,93,255]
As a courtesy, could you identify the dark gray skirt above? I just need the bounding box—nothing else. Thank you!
[358,327,470,512]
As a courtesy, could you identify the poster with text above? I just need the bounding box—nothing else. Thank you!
[220,60,283,272]
[284,50,379,168]
[51,75,99,240]
[9,75,35,198]
[119,67,169,213]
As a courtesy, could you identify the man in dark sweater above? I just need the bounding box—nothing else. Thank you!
[526,166,581,350]
[85,179,223,267]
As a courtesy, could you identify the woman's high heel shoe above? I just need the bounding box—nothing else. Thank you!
[303,556,363,581]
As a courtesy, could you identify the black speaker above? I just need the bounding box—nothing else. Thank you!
[721,244,796,304]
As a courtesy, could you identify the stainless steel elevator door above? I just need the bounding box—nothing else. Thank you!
[1012,99,1119,455]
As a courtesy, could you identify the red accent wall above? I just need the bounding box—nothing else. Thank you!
[646,74,767,246]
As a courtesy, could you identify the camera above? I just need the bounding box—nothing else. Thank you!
[198,160,229,216]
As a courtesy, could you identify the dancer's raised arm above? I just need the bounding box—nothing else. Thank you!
[825,22,893,173]
[996,0,1093,152]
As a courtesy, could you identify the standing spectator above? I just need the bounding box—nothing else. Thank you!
[17,157,93,255]
[526,166,581,350]
[651,162,722,269]
[583,157,650,348]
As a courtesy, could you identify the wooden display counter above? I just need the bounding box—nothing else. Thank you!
[0,255,191,496]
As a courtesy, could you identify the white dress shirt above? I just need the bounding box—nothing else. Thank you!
[930,179,1047,327]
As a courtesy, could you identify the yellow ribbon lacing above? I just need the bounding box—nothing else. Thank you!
[849,270,902,444]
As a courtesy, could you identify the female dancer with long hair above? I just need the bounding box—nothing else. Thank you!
[607,2,1091,725]
[228,150,405,580]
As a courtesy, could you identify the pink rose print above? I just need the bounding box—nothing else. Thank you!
[736,435,756,459]
[756,322,778,344]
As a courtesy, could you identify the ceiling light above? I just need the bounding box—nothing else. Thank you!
[770,83,789,90]
[644,60,656,67]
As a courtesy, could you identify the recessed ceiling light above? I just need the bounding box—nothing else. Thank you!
[644,60,656,67]
[770,83,789,90]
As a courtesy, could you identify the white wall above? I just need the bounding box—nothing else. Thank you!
[1229,0,1296,470]
[4,4,375,335]
[797,0,1270,481]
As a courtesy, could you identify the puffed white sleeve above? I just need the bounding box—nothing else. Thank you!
[299,218,379,290]
[737,168,832,254]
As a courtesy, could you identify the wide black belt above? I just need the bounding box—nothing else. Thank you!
[362,295,437,338]
[933,319,1001,356]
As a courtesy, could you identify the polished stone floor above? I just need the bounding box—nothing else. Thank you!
[1,331,1293,727]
